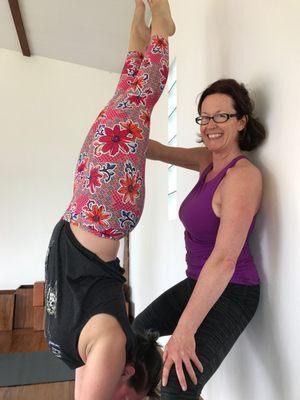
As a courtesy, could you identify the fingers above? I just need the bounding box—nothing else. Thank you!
[162,351,204,391]
[174,360,187,391]
[192,354,204,373]
[183,357,197,385]
[162,348,168,364]
[163,357,199,391]
[163,357,188,391]
[162,358,172,387]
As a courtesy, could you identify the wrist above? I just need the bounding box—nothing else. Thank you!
[146,139,157,160]
[176,319,197,336]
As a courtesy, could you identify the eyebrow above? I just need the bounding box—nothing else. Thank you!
[201,110,233,115]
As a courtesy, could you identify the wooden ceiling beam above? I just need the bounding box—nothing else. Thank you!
[8,0,31,57]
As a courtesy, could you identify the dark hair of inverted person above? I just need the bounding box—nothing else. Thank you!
[128,330,162,399]
[198,78,266,151]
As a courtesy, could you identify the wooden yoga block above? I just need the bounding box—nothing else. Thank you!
[13,285,34,329]
[33,306,45,331]
[33,281,45,307]
[0,290,16,331]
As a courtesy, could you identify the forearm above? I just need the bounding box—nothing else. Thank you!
[146,139,211,171]
[176,256,236,335]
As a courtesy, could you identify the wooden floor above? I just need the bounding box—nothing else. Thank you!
[0,328,75,399]
[0,381,75,400]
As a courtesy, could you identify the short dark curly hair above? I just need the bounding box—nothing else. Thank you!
[198,78,266,151]
[127,330,162,399]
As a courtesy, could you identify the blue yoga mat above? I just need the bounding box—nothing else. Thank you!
[0,351,75,387]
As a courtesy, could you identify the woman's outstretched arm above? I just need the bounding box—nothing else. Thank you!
[147,139,212,171]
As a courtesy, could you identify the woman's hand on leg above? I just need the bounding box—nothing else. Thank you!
[162,329,203,391]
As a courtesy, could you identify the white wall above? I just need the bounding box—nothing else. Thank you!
[0,48,124,290]
[131,1,300,399]
[1,0,299,398]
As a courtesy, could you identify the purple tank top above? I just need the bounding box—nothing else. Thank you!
[179,155,260,285]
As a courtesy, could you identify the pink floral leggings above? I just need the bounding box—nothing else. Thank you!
[63,36,169,240]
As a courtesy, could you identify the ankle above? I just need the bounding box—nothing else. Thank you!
[151,22,171,39]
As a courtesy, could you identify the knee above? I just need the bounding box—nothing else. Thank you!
[132,305,157,335]
[132,306,163,336]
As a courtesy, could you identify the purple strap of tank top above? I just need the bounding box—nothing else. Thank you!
[200,155,247,187]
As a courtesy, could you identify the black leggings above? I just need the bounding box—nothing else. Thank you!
[132,278,260,399]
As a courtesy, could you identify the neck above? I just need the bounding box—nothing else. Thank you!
[211,149,243,172]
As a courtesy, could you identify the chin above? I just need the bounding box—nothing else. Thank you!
[204,142,221,151]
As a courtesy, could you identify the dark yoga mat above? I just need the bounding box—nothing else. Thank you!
[0,351,75,387]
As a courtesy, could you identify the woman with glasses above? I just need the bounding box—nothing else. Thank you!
[44,1,175,399]
[133,79,266,399]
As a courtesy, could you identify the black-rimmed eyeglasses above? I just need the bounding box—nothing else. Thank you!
[195,113,239,125]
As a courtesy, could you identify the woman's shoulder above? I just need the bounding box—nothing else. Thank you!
[225,157,262,187]
[233,156,261,176]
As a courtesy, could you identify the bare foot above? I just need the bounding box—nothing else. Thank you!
[129,0,151,52]
[147,0,176,37]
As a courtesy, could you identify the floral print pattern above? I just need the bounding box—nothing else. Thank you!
[86,163,103,194]
[94,124,132,157]
[118,172,142,205]
[62,36,169,239]
[83,202,111,229]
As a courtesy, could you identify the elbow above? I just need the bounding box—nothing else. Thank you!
[208,258,236,281]
[219,258,237,276]
[222,258,236,273]
[212,254,237,273]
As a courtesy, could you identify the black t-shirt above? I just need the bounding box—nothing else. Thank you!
[44,220,135,369]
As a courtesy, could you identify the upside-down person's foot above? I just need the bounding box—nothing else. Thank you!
[130,0,151,52]
[147,0,176,37]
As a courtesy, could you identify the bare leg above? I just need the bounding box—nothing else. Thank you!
[148,0,176,38]
[95,0,151,118]
[129,0,151,54]
[112,0,150,100]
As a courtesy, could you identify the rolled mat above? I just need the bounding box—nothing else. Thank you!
[0,351,75,387]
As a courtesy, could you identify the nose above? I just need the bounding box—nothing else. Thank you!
[207,117,218,128]
[202,118,217,134]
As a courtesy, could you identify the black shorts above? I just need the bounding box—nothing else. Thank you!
[44,220,135,370]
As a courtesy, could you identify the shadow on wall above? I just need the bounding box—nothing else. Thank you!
[247,85,288,399]
[206,85,288,399]
[248,170,289,400]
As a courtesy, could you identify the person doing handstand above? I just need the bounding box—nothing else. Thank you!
[44,1,176,399]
